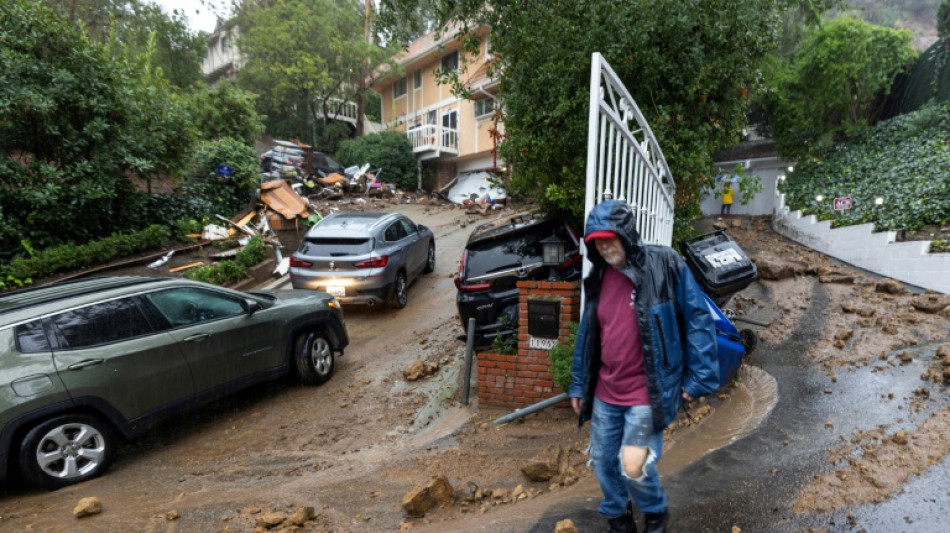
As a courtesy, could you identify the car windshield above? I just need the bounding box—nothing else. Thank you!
[298,237,373,257]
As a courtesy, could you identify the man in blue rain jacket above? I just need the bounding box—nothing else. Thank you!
[568,199,719,533]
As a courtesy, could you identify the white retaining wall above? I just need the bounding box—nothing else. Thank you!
[772,192,950,294]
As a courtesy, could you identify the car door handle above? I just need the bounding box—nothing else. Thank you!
[67,359,104,371]
[184,333,211,343]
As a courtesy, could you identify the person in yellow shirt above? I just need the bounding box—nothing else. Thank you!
[720,180,734,219]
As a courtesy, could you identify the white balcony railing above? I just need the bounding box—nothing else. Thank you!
[407,125,459,155]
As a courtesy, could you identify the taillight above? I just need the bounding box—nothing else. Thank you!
[354,256,389,268]
[456,279,494,293]
[289,257,311,268]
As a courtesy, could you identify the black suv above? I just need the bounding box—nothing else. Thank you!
[454,211,582,345]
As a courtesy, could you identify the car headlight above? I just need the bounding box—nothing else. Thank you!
[328,298,341,309]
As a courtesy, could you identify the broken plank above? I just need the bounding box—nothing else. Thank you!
[169,262,205,273]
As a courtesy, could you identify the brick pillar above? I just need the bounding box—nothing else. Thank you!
[475,280,581,409]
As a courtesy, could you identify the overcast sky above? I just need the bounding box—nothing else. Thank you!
[152,0,224,34]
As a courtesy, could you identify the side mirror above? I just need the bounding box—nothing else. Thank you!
[244,299,260,316]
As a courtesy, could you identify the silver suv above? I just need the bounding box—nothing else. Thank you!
[288,212,436,308]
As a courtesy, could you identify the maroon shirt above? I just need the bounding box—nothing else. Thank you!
[594,266,649,406]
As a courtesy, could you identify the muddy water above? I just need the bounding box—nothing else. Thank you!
[661,365,778,475]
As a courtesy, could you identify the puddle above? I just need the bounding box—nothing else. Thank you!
[661,364,778,475]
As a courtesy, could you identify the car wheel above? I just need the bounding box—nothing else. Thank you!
[295,331,335,385]
[422,241,436,274]
[390,271,408,309]
[19,414,115,490]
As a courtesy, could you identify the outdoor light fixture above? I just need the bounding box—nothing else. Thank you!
[875,197,884,206]
[778,174,786,182]
[816,194,824,202]
[788,166,795,172]
[540,234,565,282]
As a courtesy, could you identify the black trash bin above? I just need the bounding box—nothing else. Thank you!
[679,230,757,306]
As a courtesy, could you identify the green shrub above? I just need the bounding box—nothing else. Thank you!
[336,131,417,191]
[185,235,266,285]
[1,225,169,284]
[491,314,518,355]
[548,322,578,392]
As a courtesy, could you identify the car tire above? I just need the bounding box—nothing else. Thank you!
[295,331,335,385]
[422,241,436,274]
[390,271,408,309]
[19,414,115,490]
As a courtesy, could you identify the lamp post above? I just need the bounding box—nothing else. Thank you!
[540,235,565,282]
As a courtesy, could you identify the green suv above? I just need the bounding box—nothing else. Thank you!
[0,276,348,489]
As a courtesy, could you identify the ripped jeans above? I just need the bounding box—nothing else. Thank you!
[589,397,667,518]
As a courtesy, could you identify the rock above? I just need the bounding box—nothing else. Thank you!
[752,252,806,280]
[911,293,950,314]
[875,278,907,295]
[256,512,286,529]
[286,507,315,527]
[511,484,526,500]
[402,475,456,517]
[834,329,854,341]
[73,497,102,518]
[521,447,562,482]
[403,360,439,381]
[818,267,855,284]
[459,481,480,502]
[555,518,579,533]
[937,344,950,359]
[892,430,909,445]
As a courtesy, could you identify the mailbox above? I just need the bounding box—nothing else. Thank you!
[527,299,560,339]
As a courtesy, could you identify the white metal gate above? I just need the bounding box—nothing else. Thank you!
[585,52,675,247]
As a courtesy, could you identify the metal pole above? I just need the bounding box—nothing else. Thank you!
[492,393,569,426]
[461,318,475,406]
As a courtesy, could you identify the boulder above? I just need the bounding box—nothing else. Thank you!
[911,293,950,314]
[555,519,579,533]
[402,475,456,517]
[875,278,907,295]
[521,447,562,482]
[752,252,806,280]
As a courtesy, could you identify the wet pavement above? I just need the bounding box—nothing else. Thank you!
[447,275,950,532]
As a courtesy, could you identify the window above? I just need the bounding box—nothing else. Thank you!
[485,34,492,61]
[441,51,459,72]
[393,77,408,99]
[47,298,154,349]
[399,219,418,236]
[145,287,245,328]
[474,98,496,118]
[16,320,50,353]
[413,70,422,90]
[384,221,408,242]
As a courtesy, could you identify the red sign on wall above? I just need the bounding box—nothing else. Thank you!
[833,196,852,211]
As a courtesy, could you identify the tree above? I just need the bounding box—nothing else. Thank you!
[236,0,395,144]
[435,0,838,238]
[186,81,265,146]
[940,0,950,37]
[376,0,441,47]
[0,0,194,259]
[764,17,917,159]
[43,0,207,89]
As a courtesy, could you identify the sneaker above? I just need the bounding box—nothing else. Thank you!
[607,503,637,533]
[644,510,668,533]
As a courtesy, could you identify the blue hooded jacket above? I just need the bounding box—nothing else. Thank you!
[567,200,718,431]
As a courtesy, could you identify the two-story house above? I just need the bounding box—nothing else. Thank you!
[371,26,502,193]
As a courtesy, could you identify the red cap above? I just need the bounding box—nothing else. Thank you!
[584,230,617,243]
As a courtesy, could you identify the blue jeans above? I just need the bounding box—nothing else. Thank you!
[589,397,667,518]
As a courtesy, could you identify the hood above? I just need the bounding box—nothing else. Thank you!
[583,199,645,269]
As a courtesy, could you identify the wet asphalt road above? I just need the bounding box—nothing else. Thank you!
[521,278,950,533]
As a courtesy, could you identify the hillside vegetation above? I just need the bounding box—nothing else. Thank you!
[779,101,950,233]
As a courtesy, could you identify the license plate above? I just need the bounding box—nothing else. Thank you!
[327,285,345,297]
